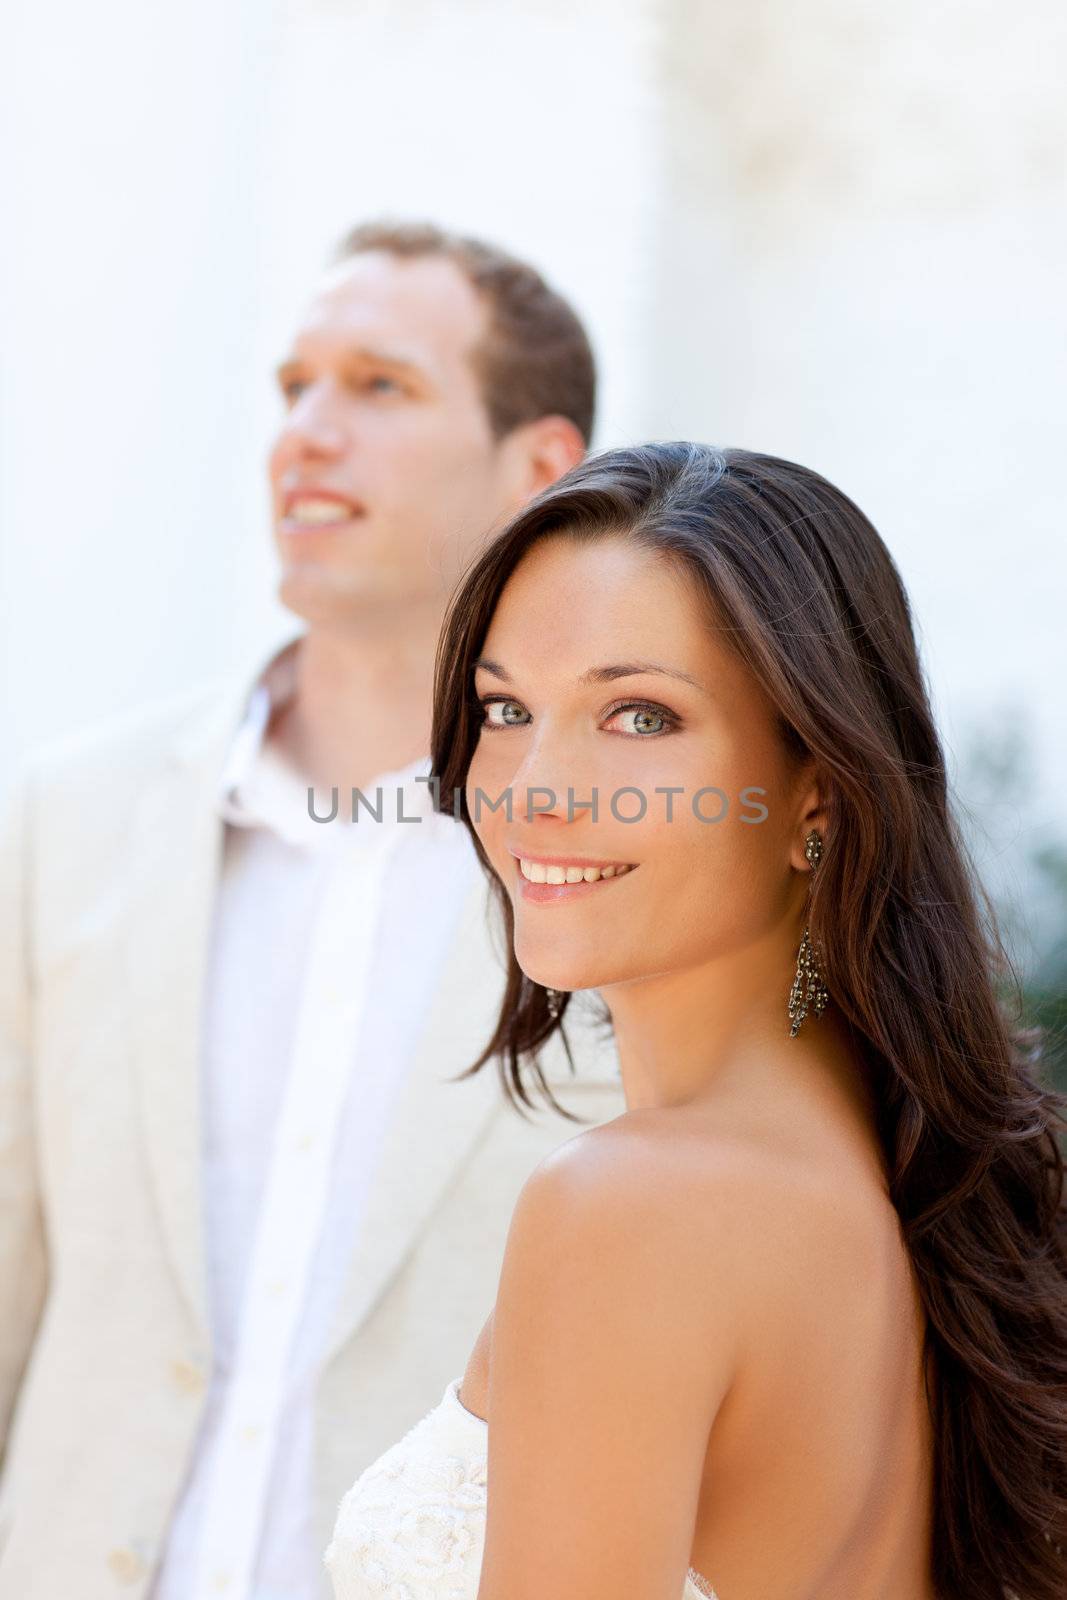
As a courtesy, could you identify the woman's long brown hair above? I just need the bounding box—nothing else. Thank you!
[429,442,1067,1599]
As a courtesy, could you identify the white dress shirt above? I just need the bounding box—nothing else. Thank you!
[153,637,483,1600]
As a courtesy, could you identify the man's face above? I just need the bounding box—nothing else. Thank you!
[268,250,517,627]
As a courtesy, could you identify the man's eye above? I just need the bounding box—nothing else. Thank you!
[365,374,401,394]
[479,698,529,729]
[281,379,306,402]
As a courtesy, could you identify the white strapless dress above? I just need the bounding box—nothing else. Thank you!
[325,1375,718,1600]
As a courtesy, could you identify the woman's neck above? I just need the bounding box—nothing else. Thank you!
[603,949,883,1178]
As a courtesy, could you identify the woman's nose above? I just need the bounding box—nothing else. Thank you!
[502,733,595,825]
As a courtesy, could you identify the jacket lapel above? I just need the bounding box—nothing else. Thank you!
[321,871,508,1364]
[124,672,256,1337]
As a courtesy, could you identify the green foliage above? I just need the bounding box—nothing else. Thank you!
[954,713,1067,1097]
[1022,843,1067,1095]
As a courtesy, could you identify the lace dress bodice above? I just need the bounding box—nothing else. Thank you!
[325,1375,718,1600]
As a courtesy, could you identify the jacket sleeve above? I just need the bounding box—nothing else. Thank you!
[0,764,48,1459]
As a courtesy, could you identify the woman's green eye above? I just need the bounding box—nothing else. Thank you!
[481,699,529,727]
[616,707,667,736]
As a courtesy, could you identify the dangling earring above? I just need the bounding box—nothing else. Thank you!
[788,829,829,1038]
[544,987,564,1019]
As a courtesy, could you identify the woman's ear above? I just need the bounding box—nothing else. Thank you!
[789,768,832,873]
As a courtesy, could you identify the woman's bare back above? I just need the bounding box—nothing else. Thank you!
[462,1090,935,1599]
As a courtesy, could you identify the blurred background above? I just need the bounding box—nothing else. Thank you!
[3,0,1065,1072]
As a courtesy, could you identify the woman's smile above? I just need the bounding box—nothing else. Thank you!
[509,848,638,904]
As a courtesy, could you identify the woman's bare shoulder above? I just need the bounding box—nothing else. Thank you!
[525,1101,902,1312]
[496,1109,785,1343]
[462,1101,901,1423]
[527,1101,824,1216]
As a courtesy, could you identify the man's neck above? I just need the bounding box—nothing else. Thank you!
[268,605,447,795]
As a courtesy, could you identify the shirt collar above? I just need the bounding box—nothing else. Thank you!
[216,636,441,852]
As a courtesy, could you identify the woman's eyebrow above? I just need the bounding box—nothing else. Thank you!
[580,661,707,692]
[472,657,707,693]
[471,658,512,682]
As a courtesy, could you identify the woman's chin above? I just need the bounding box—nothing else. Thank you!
[516,939,612,997]
[521,963,598,995]
[523,970,565,993]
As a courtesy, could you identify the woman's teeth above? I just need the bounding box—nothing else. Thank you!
[519,858,634,885]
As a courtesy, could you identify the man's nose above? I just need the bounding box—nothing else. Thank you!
[275,379,348,460]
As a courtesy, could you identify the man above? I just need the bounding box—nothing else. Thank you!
[0,222,624,1600]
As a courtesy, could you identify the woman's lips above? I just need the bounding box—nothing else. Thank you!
[512,855,638,905]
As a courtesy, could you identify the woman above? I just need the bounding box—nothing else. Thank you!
[325,444,1067,1599]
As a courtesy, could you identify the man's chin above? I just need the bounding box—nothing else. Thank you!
[276,567,374,628]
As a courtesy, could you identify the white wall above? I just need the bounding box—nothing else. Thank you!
[1,0,276,753]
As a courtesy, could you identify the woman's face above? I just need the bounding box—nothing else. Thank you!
[466,533,815,996]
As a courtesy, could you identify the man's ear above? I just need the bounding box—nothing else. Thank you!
[499,414,587,507]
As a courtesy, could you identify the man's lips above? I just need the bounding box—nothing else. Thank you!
[278,489,365,531]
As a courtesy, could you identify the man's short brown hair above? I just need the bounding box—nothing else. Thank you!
[334,220,596,445]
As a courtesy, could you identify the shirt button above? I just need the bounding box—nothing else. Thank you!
[170,1356,206,1395]
[107,1547,146,1585]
